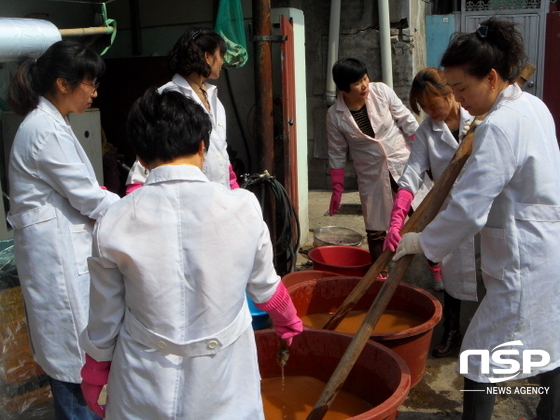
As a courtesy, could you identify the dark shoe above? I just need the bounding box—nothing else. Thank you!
[432,329,462,358]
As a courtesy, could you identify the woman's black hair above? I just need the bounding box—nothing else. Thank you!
[168,27,227,78]
[409,67,453,115]
[8,40,105,116]
[440,17,526,83]
[127,87,211,165]
[332,58,368,92]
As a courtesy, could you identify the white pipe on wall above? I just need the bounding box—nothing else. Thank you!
[378,0,393,88]
[325,0,341,106]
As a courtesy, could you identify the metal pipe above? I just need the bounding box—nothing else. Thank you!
[252,0,277,264]
[378,0,393,88]
[252,0,275,173]
[325,0,341,106]
[59,26,115,37]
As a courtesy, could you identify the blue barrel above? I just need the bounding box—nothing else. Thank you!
[246,292,270,330]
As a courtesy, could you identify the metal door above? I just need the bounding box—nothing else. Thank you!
[460,0,547,98]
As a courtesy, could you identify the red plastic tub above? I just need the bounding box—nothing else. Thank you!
[307,245,372,277]
[281,269,339,289]
[288,276,442,387]
[256,329,411,420]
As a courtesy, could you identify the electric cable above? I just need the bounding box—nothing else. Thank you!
[242,171,300,276]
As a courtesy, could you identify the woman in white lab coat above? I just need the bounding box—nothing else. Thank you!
[327,58,418,269]
[80,88,302,419]
[7,40,120,420]
[126,27,238,193]
[384,67,477,357]
[393,19,560,420]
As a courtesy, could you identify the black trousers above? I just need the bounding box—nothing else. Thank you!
[462,366,560,420]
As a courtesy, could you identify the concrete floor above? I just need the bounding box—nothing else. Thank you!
[302,190,541,420]
[12,190,542,420]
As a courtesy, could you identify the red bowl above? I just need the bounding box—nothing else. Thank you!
[308,245,372,276]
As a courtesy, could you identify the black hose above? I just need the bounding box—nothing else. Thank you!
[242,172,301,276]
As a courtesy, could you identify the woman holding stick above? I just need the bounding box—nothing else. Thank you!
[384,67,477,357]
[393,18,560,419]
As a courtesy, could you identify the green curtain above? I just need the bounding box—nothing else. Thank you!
[214,0,248,68]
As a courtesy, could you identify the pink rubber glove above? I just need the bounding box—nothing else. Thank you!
[254,282,303,345]
[229,164,240,189]
[81,354,111,418]
[125,182,144,195]
[383,189,414,252]
[329,168,345,216]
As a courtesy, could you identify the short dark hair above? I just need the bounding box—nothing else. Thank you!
[332,58,368,92]
[409,67,453,115]
[168,27,227,78]
[8,40,105,116]
[126,88,211,165]
[440,17,526,83]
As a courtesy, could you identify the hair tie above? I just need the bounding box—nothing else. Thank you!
[191,30,202,41]
[476,24,489,39]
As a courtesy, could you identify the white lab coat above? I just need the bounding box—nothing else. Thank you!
[327,82,419,231]
[126,74,231,188]
[398,107,477,301]
[7,97,120,383]
[80,165,282,419]
[420,84,560,382]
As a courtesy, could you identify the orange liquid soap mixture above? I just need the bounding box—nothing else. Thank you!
[300,310,423,334]
[262,375,373,420]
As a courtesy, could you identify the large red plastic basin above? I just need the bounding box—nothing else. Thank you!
[256,329,411,420]
[288,277,442,387]
[308,245,372,276]
[281,269,339,289]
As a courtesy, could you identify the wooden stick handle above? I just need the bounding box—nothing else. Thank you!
[59,26,115,37]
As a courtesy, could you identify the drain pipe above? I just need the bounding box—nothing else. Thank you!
[325,0,341,106]
[378,0,393,88]
[252,0,274,173]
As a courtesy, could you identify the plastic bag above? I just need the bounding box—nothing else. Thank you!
[214,0,248,68]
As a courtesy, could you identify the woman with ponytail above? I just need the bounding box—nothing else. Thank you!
[392,18,560,419]
[7,40,120,420]
[384,67,477,357]
[125,27,239,193]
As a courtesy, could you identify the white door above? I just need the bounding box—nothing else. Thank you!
[460,0,547,98]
